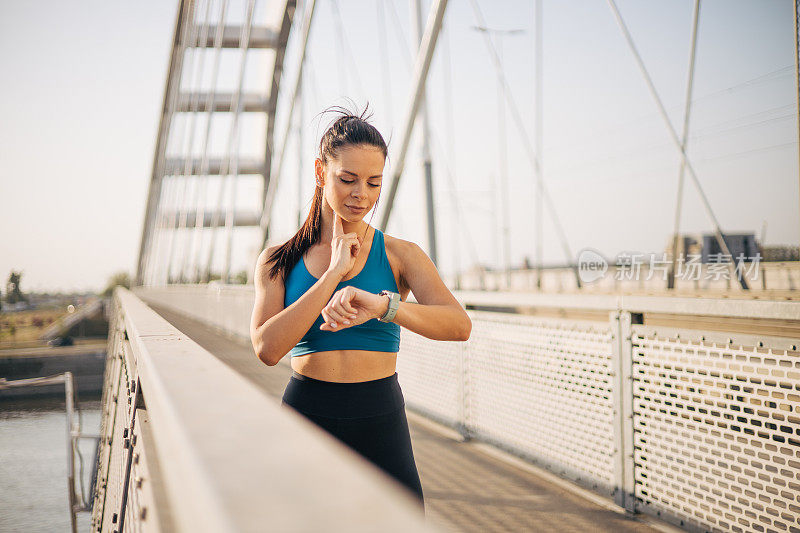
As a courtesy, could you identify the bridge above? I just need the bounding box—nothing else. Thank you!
[87,1,800,532]
[88,284,800,532]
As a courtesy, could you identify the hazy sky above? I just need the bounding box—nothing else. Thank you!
[1,0,797,292]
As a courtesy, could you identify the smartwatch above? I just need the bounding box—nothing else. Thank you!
[378,290,400,323]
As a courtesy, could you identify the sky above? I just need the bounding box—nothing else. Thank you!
[1,0,798,292]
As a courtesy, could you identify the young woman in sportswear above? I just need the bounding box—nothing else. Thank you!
[249,107,472,511]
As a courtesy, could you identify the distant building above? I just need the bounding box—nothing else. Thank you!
[667,232,767,264]
[700,233,760,263]
[761,245,800,262]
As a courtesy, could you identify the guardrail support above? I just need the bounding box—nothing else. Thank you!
[611,310,637,512]
[457,337,471,441]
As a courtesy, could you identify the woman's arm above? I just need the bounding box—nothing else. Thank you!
[388,240,471,341]
[320,240,471,341]
[250,246,343,366]
[251,214,363,365]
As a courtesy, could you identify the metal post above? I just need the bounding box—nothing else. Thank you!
[535,0,543,290]
[297,62,304,230]
[377,0,449,232]
[65,372,78,533]
[457,331,471,441]
[411,0,438,267]
[795,0,800,249]
[492,174,501,285]
[497,37,510,288]
[441,25,461,288]
[668,0,701,290]
[610,310,636,512]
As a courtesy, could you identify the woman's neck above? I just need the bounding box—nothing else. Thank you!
[319,201,369,242]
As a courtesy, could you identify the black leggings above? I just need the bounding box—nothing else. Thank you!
[281,370,425,510]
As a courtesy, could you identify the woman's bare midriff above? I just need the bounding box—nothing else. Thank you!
[290,349,398,382]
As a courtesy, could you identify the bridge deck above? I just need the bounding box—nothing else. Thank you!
[148,303,670,533]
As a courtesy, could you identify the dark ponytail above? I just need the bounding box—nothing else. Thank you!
[266,103,388,281]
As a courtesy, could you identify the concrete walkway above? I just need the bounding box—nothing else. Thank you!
[148,302,671,533]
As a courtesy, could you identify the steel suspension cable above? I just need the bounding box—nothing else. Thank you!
[144,0,196,285]
[377,2,468,265]
[387,0,413,71]
[152,0,203,285]
[440,22,465,285]
[377,0,394,125]
[607,0,748,289]
[168,0,215,284]
[330,0,366,103]
[670,0,702,288]
[259,0,316,244]
[330,0,349,96]
[469,0,580,284]
[183,0,230,282]
[429,111,482,281]
[202,0,257,283]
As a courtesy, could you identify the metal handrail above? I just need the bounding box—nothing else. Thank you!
[103,287,435,531]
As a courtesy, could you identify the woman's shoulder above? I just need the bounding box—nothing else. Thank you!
[255,243,290,283]
[257,244,283,266]
[380,231,430,270]
[381,232,414,293]
[380,231,440,295]
[381,231,417,257]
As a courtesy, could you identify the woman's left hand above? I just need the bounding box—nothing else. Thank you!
[320,286,388,331]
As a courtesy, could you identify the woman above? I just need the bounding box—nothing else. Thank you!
[249,106,472,511]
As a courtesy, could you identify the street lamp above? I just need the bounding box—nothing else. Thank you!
[471,25,525,289]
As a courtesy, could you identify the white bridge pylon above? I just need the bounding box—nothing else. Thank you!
[137,0,296,286]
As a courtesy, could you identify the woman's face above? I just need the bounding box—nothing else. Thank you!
[316,143,385,222]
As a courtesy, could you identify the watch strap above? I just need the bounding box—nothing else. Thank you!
[378,290,400,322]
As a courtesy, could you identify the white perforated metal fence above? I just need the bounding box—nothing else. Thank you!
[397,311,619,494]
[630,326,800,533]
[394,297,800,533]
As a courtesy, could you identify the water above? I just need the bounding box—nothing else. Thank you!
[0,395,102,533]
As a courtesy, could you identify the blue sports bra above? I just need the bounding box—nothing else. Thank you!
[283,227,401,357]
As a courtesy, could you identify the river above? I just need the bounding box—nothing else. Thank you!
[0,395,102,532]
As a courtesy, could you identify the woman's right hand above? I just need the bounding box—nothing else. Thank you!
[327,212,362,279]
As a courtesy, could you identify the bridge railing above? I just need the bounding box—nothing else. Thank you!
[91,287,434,532]
[401,291,800,533]
[134,284,800,533]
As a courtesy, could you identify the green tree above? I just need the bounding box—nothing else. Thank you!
[231,270,248,285]
[101,271,131,297]
[5,271,27,304]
